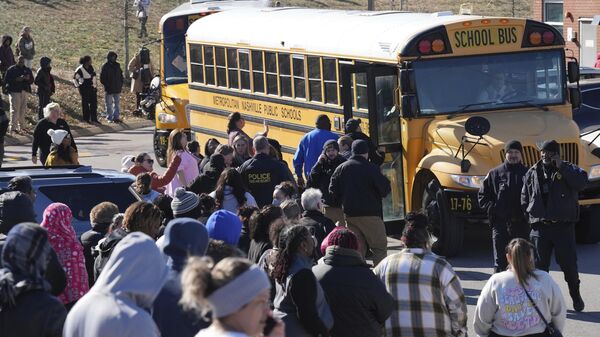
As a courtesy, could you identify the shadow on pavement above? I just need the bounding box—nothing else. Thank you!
[566,311,600,323]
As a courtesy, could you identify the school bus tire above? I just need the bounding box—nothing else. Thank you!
[575,204,600,244]
[422,178,464,257]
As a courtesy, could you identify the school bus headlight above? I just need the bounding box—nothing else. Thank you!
[451,174,485,189]
[588,165,600,181]
[158,113,177,124]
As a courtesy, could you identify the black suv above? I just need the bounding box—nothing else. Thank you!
[573,78,600,133]
[0,166,137,235]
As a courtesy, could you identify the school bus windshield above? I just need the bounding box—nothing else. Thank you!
[413,49,564,115]
[162,15,189,85]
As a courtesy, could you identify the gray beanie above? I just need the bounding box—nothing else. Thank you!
[171,187,200,216]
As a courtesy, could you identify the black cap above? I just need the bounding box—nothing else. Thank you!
[0,191,36,234]
[504,140,523,155]
[541,140,560,154]
[345,118,361,134]
[351,139,369,155]
[323,139,339,152]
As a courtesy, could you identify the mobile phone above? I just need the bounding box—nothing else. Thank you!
[263,316,277,336]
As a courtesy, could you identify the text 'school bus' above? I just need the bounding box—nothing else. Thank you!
[154,0,270,166]
[184,8,600,256]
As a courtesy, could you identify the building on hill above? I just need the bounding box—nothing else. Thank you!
[532,0,600,67]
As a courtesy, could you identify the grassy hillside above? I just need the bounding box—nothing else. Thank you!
[0,0,531,129]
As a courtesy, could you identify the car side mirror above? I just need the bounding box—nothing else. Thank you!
[567,61,579,83]
[569,87,581,108]
[400,69,416,94]
[401,95,418,118]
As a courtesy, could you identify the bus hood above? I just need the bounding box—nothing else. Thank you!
[427,110,581,174]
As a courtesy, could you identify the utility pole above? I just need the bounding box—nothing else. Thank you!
[368,0,374,11]
[124,0,130,84]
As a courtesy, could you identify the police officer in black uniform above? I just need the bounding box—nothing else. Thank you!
[521,140,588,312]
[238,136,295,208]
[479,140,530,273]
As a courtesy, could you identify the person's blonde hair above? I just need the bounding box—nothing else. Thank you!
[43,102,60,118]
[506,238,537,285]
[180,257,253,317]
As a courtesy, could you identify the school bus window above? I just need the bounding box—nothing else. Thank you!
[356,72,368,110]
[189,44,204,83]
[265,52,278,95]
[215,47,227,87]
[252,50,265,93]
[279,53,292,97]
[227,48,239,89]
[308,56,322,102]
[323,58,338,105]
[292,55,306,99]
[239,49,250,90]
[204,46,215,85]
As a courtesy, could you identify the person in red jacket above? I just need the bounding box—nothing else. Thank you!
[129,152,181,193]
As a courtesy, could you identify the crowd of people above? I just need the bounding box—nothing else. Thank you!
[0,20,157,167]
[0,106,587,337]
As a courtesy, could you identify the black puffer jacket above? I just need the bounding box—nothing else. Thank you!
[329,155,391,217]
[299,210,335,250]
[79,223,110,287]
[312,246,394,337]
[308,156,346,206]
[189,154,225,195]
[100,52,124,94]
[521,161,588,224]
[93,228,128,281]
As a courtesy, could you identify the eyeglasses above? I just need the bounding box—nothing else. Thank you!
[145,159,154,164]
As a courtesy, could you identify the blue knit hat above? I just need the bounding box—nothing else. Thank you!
[205,210,242,245]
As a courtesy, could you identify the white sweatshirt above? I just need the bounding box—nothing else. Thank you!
[473,270,566,337]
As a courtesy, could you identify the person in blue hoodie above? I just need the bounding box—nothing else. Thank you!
[293,114,339,188]
[205,209,242,246]
[152,218,210,337]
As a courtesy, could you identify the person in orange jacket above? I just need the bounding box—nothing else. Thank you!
[128,152,182,193]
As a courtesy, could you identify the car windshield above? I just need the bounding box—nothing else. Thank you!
[163,15,189,85]
[39,182,137,221]
[413,49,565,115]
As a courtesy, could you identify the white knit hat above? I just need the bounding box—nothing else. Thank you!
[121,155,135,173]
[47,129,69,145]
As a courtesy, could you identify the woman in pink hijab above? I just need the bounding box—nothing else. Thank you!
[41,203,89,309]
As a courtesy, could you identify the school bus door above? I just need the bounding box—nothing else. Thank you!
[340,64,405,231]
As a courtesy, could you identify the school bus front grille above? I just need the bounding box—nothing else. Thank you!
[499,143,579,167]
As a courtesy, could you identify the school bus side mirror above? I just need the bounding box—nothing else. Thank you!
[401,95,418,118]
[567,61,579,83]
[570,87,581,108]
[400,69,416,94]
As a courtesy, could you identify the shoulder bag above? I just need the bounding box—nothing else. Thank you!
[521,284,563,337]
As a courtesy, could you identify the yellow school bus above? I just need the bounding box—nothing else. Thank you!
[185,8,600,256]
[154,0,269,166]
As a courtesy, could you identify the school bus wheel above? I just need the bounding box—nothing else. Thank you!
[421,178,464,257]
[575,204,600,244]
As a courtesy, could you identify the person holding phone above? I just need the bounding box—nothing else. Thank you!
[521,140,588,312]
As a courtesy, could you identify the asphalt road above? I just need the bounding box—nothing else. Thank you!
[4,127,599,336]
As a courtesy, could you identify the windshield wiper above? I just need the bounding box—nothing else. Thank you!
[449,101,497,118]
[495,100,549,111]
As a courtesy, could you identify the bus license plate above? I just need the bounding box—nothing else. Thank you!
[446,192,474,213]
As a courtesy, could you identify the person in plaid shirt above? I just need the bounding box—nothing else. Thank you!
[374,212,468,337]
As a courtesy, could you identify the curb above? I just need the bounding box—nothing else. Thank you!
[5,119,155,146]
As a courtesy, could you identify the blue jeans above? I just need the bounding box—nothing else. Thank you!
[105,93,120,120]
